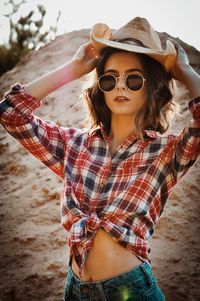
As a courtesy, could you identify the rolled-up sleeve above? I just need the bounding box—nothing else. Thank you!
[0,83,71,178]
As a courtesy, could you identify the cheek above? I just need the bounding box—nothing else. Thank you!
[129,89,148,109]
[136,87,148,108]
[104,93,113,107]
[139,90,147,105]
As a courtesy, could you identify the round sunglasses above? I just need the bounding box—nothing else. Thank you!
[98,74,146,92]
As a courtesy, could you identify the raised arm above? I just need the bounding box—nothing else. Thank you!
[0,41,98,178]
[24,41,98,100]
[163,42,200,183]
[169,42,200,98]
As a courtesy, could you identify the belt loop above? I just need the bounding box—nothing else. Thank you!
[140,264,153,287]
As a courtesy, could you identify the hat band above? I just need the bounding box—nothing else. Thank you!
[113,38,147,48]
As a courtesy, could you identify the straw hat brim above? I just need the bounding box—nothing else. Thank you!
[91,33,177,71]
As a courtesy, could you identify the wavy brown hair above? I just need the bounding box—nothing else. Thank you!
[84,46,175,138]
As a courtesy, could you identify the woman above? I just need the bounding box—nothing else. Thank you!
[0,17,199,301]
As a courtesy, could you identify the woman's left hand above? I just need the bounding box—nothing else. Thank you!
[170,41,200,98]
[169,41,191,82]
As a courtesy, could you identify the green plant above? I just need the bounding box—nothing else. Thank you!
[0,0,60,76]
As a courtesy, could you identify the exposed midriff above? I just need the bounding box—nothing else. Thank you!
[72,228,142,281]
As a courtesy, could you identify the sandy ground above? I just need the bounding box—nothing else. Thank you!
[0,29,200,301]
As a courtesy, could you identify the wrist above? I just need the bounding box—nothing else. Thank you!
[177,65,200,98]
[70,58,90,79]
[61,59,84,82]
[174,64,194,84]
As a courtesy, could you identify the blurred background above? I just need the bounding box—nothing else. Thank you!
[0,2,200,301]
[0,0,200,77]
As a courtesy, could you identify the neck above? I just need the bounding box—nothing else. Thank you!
[109,114,137,144]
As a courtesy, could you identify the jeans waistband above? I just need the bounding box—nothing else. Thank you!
[68,261,152,286]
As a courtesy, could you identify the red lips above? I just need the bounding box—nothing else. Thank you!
[114,96,130,102]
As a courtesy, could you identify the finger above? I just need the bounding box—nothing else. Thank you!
[85,43,99,59]
[170,39,186,54]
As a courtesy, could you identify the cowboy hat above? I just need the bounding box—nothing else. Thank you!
[90,17,177,71]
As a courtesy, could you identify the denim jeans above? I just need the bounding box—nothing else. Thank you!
[63,261,166,301]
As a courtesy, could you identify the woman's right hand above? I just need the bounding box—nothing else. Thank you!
[73,41,99,76]
[24,42,99,100]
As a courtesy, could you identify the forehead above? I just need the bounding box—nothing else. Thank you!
[104,51,143,71]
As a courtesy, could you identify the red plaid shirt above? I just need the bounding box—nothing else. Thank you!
[1,83,200,277]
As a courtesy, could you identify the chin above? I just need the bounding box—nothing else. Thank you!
[111,109,137,115]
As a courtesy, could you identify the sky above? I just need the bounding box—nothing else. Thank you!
[0,0,200,50]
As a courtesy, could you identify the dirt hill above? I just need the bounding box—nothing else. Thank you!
[0,28,200,301]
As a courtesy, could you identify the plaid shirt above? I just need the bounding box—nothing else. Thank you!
[0,83,200,277]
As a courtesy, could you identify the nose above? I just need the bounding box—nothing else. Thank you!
[116,76,126,90]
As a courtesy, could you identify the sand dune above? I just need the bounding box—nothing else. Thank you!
[0,28,199,301]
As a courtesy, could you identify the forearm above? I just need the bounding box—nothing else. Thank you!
[24,59,84,100]
[169,43,200,99]
[177,65,200,99]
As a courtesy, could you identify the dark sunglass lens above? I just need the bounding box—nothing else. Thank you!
[126,75,143,91]
[99,75,115,91]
